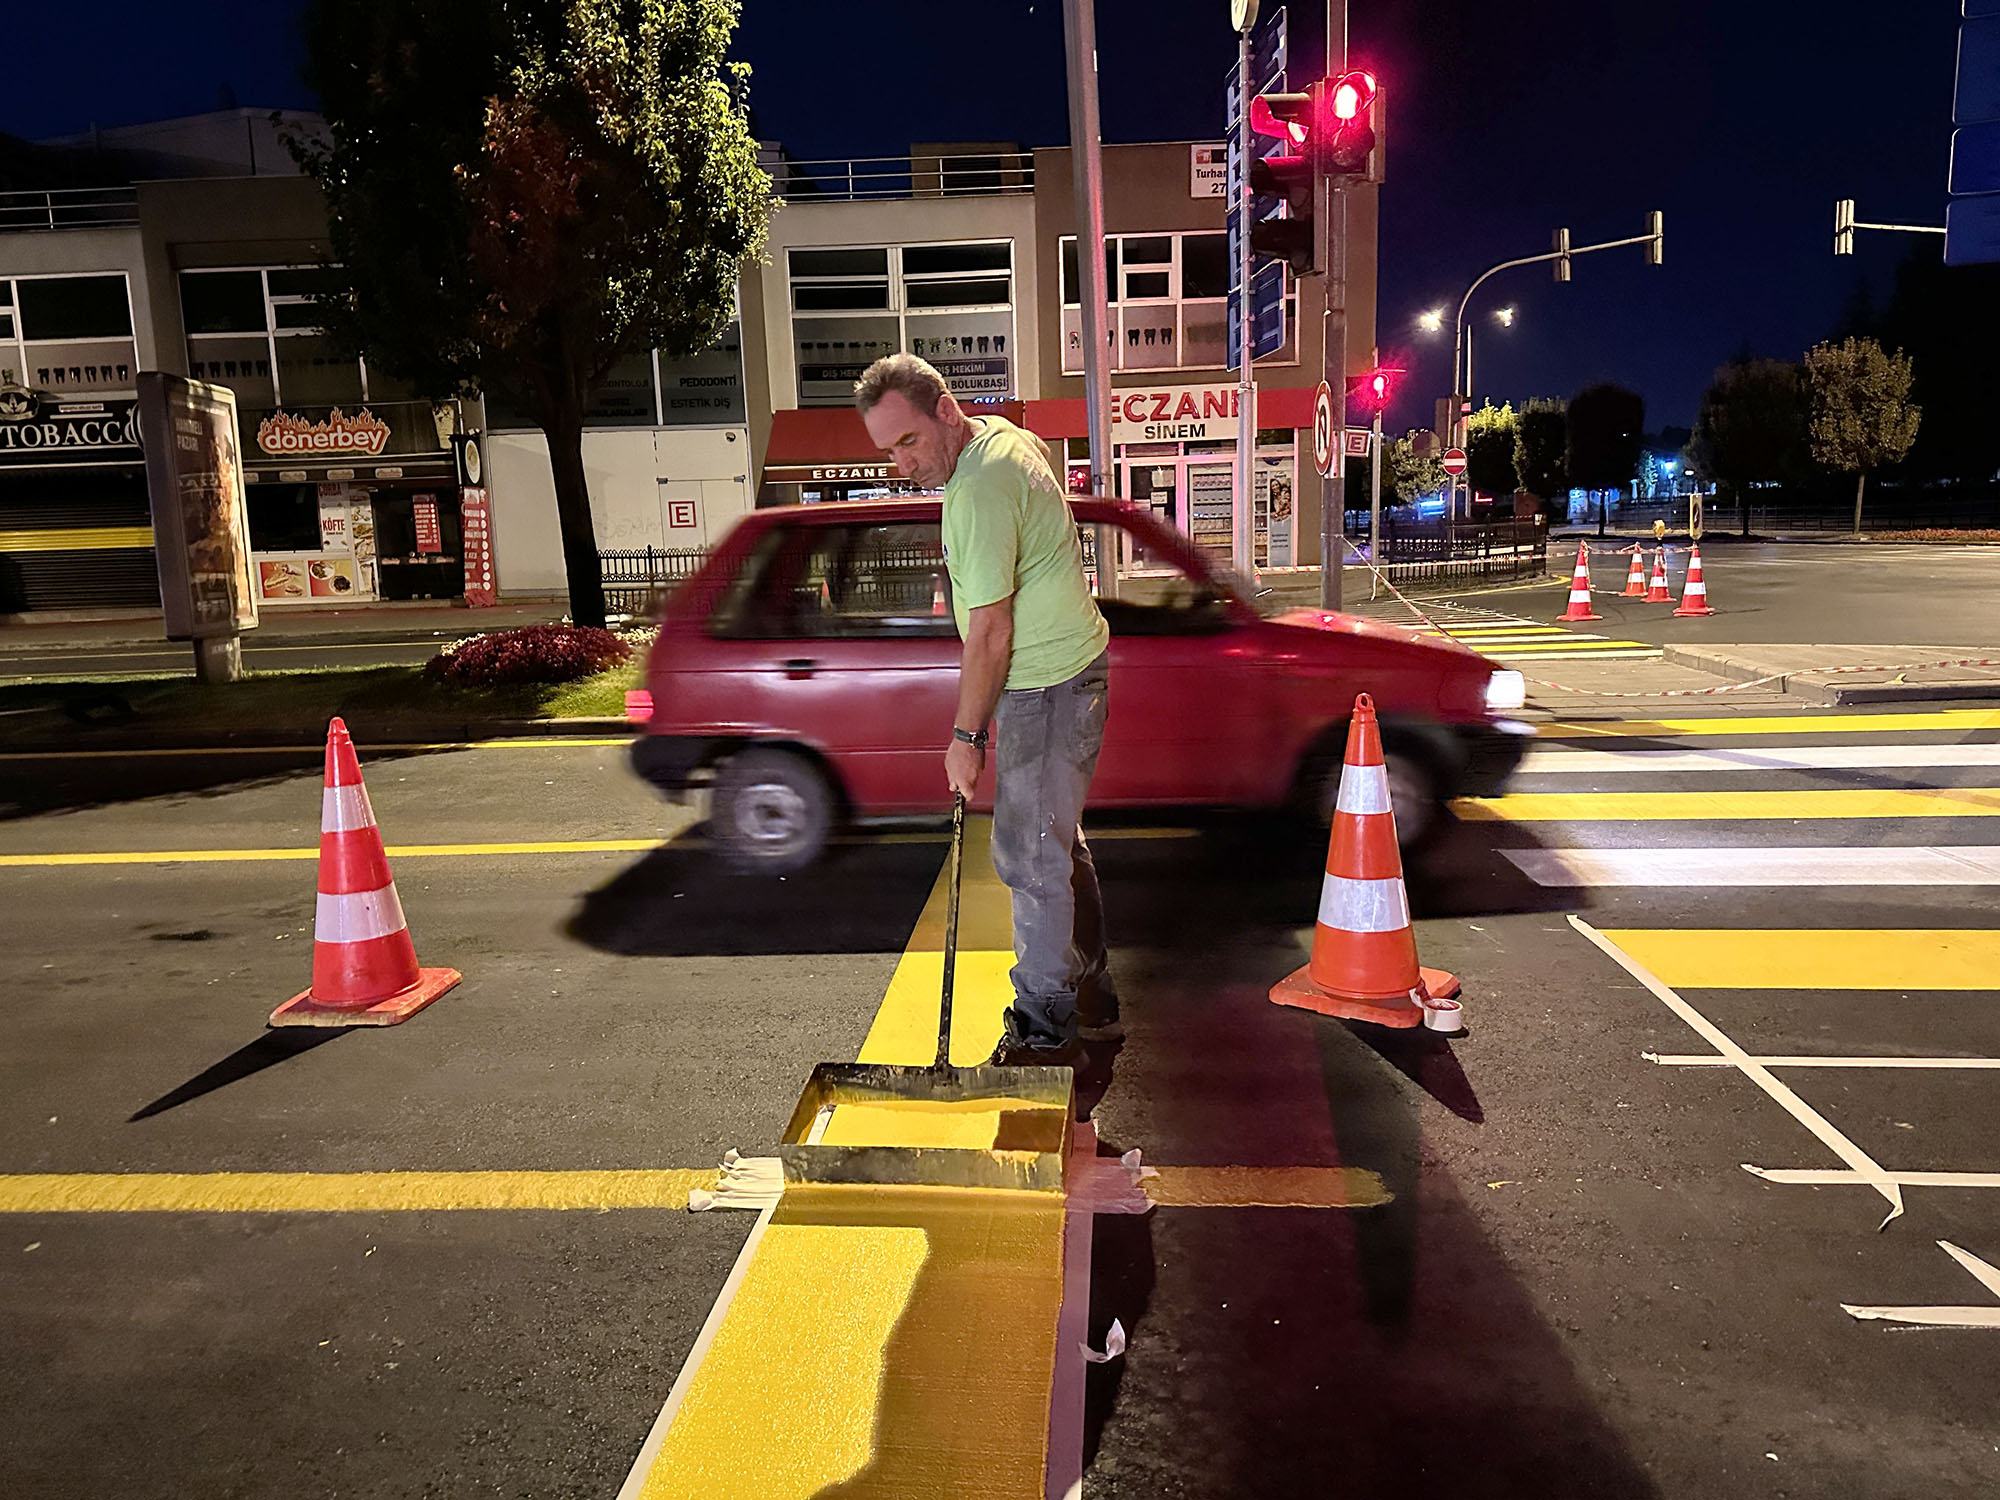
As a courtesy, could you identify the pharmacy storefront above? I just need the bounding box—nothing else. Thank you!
[239,400,469,606]
[1029,381,1311,568]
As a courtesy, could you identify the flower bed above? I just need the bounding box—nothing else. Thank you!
[425,625,631,687]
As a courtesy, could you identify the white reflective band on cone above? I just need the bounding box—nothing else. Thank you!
[1317,874,1411,934]
[322,784,377,833]
[1335,764,1393,816]
[315,883,408,944]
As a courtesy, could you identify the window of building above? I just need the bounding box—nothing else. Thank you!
[0,273,139,394]
[483,314,747,431]
[1059,231,1297,374]
[181,265,363,408]
[789,241,1016,406]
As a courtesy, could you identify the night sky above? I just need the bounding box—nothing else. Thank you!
[13,0,1965,433]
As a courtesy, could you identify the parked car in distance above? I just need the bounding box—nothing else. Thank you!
[632,498,1531,872]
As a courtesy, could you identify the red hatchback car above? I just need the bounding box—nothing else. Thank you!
[633,498,1530,871]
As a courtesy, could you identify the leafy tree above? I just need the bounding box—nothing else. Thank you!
[1514,399,1567,506]
[1687,358,1806,536]
[1804,336,1920,532]
[1463,401,1519,500]
[1385,433,1448,504]
[1565,383,1643,535]
[293,0,773,626]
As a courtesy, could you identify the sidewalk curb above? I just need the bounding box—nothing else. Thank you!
[1662,645,2000,707]
[0,716,636,754]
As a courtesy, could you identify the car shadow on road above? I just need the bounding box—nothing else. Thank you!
[566,829,947,957]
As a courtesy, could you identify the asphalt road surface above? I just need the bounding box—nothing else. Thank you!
[4,702,2000,1497]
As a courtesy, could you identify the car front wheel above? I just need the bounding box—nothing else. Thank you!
[709,748,835,874]
[1312,743,1443,851]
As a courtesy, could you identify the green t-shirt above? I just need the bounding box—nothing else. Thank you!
[942,417,1110,691]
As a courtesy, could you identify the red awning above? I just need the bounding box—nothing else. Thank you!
[765,401,1030,470]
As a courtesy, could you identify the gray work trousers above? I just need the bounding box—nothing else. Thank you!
[990,650,1113,1047]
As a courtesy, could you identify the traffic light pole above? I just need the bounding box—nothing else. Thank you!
[1368,406,1382,599]
[1319,0,1347,611]
[1234,20,1256,580]
[1448,217,1665,509]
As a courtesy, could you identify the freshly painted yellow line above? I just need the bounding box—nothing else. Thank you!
[0,1169,715,1214]
[636,1185,1063,1500]
[0,839,663,868]
[1454,787,2000,821]
[1597,928,2000,990]
[1541,708,2000,739]
[626,814,1066,1500]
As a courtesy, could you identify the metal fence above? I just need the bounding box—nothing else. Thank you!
[773,153,1035,202]
[0,186,140,231]
[600,547,709,617]
[1362,514,1548,583]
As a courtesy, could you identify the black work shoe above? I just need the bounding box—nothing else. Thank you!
[986,1034,1083,1068]
[1076,1011,1123,1043]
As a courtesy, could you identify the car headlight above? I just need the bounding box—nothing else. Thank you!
[1484,669,1526,712]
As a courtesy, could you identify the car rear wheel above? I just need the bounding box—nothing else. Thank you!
[1311,742,1443,851]
[709,748,835,874]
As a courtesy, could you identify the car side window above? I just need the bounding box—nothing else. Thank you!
[1088,524,1235,637]
[713,521,956,640]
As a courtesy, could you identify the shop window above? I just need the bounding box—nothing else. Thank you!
[247,483,321,552]
[15,275,131,340]
[906,277,1010,309]
[903,243,1010,276]
[790,248,889,279]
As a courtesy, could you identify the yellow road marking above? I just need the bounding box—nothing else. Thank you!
[1596,929,2000,991]
[0,1169,715,1214]
[1454,787,2000,821]
[1146,1165,1389,1208]
[0,839,663,867]
[1542,708,2000,739]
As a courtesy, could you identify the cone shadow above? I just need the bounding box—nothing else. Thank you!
[128,1029,349,1122]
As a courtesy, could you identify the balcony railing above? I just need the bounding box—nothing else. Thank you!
[773,153,1034,203]
[0,186,140,232]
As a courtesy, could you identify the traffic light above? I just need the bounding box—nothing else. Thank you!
[1321,70,1378,176]
[1346,366,1400,414]
[1248,89,1319,273]
[1553,225,1571,282]
[1646,209,1664,266]
[1835,198,1856,255]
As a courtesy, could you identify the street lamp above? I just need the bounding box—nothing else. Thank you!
[1494,306,1515,328]
[1416,307,1444,334]
[1460,304,1517,431]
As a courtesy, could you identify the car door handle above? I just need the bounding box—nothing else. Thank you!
[782,658,819,679]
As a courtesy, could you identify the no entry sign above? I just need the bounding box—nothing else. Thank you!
[1440,447,1468,476]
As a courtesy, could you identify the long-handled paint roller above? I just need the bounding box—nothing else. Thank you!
[778,793,1074,1192]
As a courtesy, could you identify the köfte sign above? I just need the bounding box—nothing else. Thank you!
[0,393,142,467]
[1111,385,1242,442]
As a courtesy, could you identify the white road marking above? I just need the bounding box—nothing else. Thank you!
[1843,1241,2000,1329]
[1649,1053,2000,1071]
[1568,916,1905,1227]
[1745,1168,2000,1190]
[1510,845,2000,887]
[1519,745,2000,775]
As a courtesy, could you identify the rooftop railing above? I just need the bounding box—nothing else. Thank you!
[0,186,141,232]
[773,153,1034,203]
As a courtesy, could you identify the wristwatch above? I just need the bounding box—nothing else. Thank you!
[952,726,989,748]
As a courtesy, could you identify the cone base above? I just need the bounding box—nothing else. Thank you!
[1270,964,1460,1029]
[1557,609,1602,622]
[1645,591,1670,603]
[269,967,461,1028]
[1673,603,1714,617]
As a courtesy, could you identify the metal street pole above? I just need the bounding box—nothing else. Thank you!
[1064,0,1118,595]
[1319,0,1347,610]
[1234,20,1255,578]
[1368,407,1382,600]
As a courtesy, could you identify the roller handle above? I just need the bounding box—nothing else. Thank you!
[935,792,965,1069]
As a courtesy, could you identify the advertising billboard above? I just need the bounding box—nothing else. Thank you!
[138,372,258,640]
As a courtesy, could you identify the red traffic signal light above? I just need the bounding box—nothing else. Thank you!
[1328,70,1375,123]
[1346,366,1400,413]
[1322,70,1378,176]
[1248,90,1319,274]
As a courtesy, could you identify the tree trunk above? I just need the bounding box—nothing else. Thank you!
[1852,469,1867,535]
[544,405,608,629]
[1740,483,1750,538]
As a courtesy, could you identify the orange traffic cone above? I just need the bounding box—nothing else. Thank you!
[1622,547,1648,597]
[931,573,948,616]
[1645,548,1672,603]
[1558,541,1601,622]
[1674,544,1715,616]
[270,719,461,1027]
[1270,694,1464,1032]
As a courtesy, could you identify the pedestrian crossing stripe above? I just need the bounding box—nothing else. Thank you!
[1455,787,2000,821]
[1520,744,2000,774]
[1417,619,1663,660]
[1541,708,2000,739]
[1505,846,2000,887]
[1594,929,2000,991]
